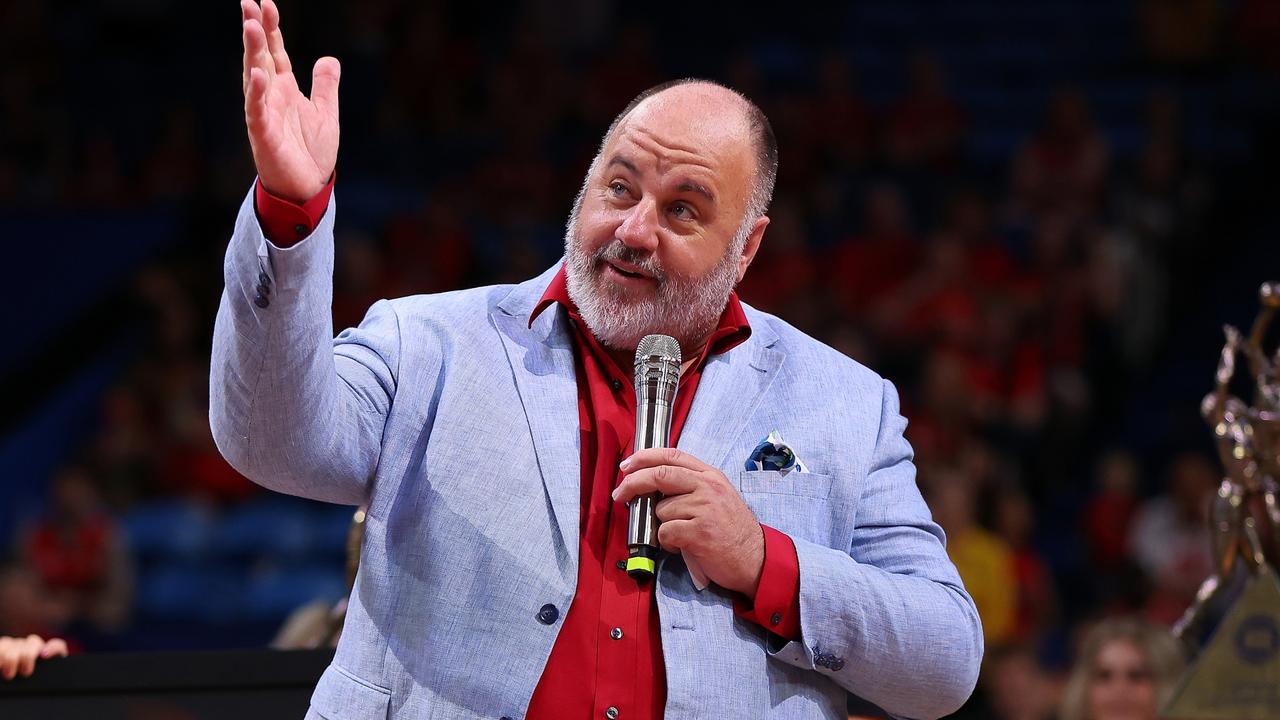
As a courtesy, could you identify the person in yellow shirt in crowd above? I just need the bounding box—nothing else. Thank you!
[928,470,1017,645]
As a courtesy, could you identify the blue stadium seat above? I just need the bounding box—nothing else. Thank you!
[122,499,214,562]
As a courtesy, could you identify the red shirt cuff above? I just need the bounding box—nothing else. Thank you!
[733,524,801,641]
[254,174,335,247]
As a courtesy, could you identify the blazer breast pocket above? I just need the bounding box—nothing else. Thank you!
[735,471,836,546]
[308,663,391,720]
[736,470,834,499]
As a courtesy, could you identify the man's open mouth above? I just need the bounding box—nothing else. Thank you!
[607,261,649,280]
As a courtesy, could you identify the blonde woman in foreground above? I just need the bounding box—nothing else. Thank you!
[1060,617,1186,720]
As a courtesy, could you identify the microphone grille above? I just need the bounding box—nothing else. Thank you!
[635,334,682,367]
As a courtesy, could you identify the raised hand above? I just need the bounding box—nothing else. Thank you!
[241,0,340,203]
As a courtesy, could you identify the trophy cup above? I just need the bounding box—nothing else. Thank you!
[1162,283,1280,719]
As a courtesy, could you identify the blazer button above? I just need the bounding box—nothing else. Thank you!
[536,603,559,625]
[258,272,271,286]
[254,294,270,309]
[829,657,845,671]
[770,612,782,626]
[293,223,309,238]
[256,283,270,296]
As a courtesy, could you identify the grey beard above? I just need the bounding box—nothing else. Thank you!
[563,215,746,358]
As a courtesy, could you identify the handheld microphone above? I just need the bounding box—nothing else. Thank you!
[626,334,682,581]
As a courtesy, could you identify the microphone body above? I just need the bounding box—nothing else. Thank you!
[627,334,682,580]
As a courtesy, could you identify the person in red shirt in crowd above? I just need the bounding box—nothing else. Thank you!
[1012,89,1110,220]
[827,183,920,320]
[22,466,133,634]
[1085,450,1142,574]
[994,486,1059,645]
[884,51,967,172]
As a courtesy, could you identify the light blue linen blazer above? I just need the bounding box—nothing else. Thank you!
[210,185,983,719]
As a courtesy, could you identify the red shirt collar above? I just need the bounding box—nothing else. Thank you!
[530,266,752,367]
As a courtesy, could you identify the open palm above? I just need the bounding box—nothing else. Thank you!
[241,0,339,203]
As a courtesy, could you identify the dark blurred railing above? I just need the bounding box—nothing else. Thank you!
[0,647,333,720]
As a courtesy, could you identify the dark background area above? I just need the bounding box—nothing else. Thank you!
[3,0,1280,716]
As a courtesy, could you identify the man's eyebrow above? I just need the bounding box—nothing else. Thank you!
[606,155,638,174]
[676,181,715,204]
[606,155,715,204]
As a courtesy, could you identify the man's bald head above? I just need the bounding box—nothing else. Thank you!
[596,79,778,222]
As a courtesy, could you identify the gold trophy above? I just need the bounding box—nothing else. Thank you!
[1163,283,1280,719]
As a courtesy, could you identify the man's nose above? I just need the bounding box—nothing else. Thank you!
[616,198,660,252]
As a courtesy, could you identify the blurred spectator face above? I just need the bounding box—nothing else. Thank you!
[1170,453,1216,521]
[923,350,972,418]
[1047,90,1093,140]
[1087,639,1158,720]
[1099,451,1138,496]
[818,52,854,96]
[1032,212,1075,268]
[927,469,975,537]
[924,232,966,283]
[948,191,990,241]
[908,52,946,98]
[1139,142,1176,191]
[987,647,1054,720]
[997,490,1035,547]
[866,185,908,235]
[52,467,99,522]
[0,566,51,636]
[565,84,761,353]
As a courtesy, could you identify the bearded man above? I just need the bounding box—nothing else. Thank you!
[211,2,983,718]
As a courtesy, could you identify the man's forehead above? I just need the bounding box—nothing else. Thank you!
[604,85,754,174]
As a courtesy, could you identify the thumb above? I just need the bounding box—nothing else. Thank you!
[311,56,341,117]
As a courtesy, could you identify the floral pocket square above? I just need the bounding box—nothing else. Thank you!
[744,430,809,475]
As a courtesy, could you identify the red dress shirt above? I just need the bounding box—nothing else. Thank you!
[254,177,802,720]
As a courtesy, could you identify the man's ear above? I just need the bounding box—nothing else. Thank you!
[736,215,770,283]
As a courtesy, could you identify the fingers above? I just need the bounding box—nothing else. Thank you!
[16,635,40,678]
[657,519,695,552]
[261,0,293,75]
[240,0,261,93]
[0,636,15,680]
[41,638,68,659]
[311,56,341,118]
[242,19,272,91]
[0,635,68,680]
[613,463,700,504]
[245,67,269,135]
[0,635,42,680]
[621,447,715,474]
[654,493,702,522]
[242,16,274,97]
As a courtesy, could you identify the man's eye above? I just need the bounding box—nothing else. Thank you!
[670,203,695,220]
[609,182,629,196]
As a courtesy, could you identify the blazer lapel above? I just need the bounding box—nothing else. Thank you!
[678,313,785,473]
[493,271,582,567]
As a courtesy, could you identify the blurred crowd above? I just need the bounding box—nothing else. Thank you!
[4,0,1280,717]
